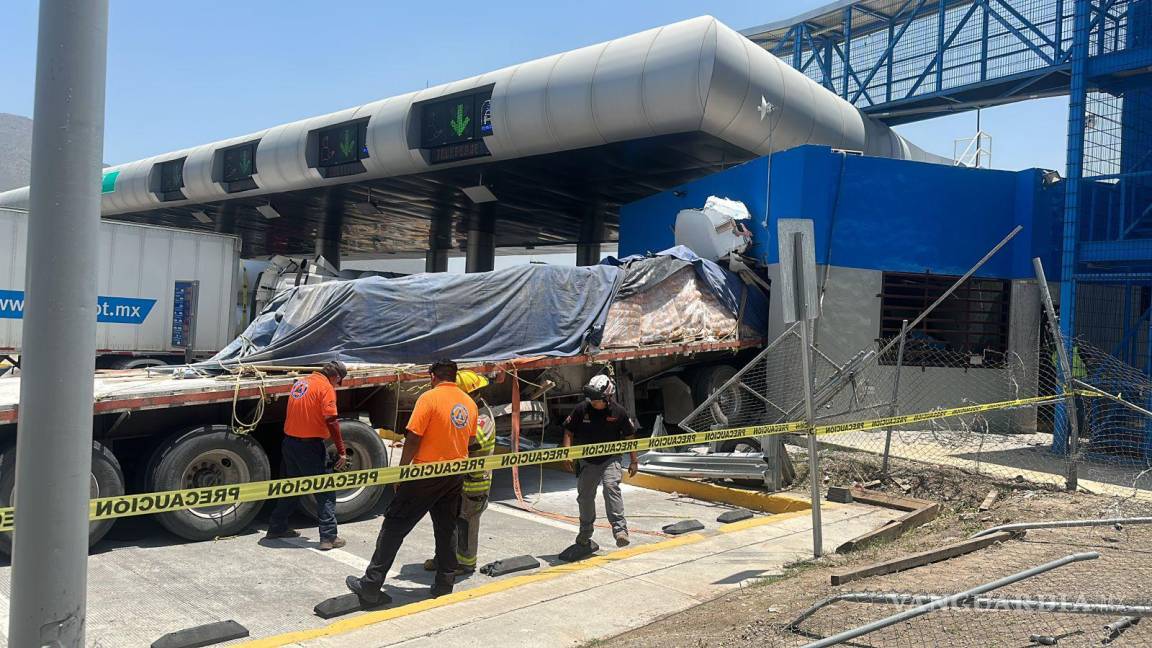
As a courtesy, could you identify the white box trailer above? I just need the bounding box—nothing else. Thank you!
[0,207,240,367]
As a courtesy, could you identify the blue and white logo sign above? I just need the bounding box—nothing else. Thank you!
[0,289,156,324]
[450,403,469,430]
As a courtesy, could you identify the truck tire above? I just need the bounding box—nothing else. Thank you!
[300,420,389,522]
[692,364,745,422]
[145,425,270,542]
[0,440,124,555]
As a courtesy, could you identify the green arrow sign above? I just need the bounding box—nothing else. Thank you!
[339,129,356,158]
[449,104,470,137]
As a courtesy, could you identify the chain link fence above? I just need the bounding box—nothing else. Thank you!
[676,308,1152,515]
[764,523,1152,647]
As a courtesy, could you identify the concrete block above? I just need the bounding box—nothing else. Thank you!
[559,541,599,562]
[717,509,754,524]
[314,592,390,619]
[480,554,541,577]
[662,519,705,535]
[151,620,249,648]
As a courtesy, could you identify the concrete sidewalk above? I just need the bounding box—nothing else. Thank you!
[242,502,899,648]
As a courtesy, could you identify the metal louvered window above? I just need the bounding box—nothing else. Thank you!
[879,272,1011,367]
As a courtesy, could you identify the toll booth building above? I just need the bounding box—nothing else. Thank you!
[621,144,1065,433]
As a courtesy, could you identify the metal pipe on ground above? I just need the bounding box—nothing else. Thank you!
[789,592,1152,631]
[971,517,1152,539]
[798,552,1100,648]
[9,1,109,645]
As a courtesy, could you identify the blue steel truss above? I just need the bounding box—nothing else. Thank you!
[747,0,1152,373]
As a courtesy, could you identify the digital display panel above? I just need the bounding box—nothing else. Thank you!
[221,143,257,182]
[422,95,477,148]
[429,139,490,164]
[159,160,184,193]
[317,123,363,167]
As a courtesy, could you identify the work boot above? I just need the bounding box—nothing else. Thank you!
[614,531,631,547]
[423,558,475,576]
[319,536,346,551]
[430,579,454,598]
[345,575,391,607]
[264,528,300,540]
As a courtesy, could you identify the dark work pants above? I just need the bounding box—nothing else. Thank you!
[269,437,338,540]
[363,475,463,591]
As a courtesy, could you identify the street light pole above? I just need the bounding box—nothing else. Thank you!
[8,1,109,646]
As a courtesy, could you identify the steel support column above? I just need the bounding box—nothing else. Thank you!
[576,208,606,267]
[465,204,496,273]
[1060,0,1091,346]
[317,187,344,269]
[9,1,109,645]
[426,207,452,273]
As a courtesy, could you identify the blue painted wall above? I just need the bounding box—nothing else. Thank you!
[619,145,1064,279]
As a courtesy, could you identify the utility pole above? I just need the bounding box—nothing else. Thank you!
[9,1,109,646]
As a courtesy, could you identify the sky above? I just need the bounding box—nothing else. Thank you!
[0,0,1070,172]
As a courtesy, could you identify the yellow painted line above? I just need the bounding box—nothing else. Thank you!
[235,500,853,648]
[234,532,707,648]
[716,507,813,533]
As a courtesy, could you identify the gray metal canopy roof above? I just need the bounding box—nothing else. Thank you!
[0,16,944,257]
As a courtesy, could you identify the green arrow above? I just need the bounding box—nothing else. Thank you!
[239,151,251,175]
[339,129,356,158]
[449,104,470,137]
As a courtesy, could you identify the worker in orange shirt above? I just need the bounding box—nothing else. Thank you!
[346,359,477,606]
[265,360,348,550]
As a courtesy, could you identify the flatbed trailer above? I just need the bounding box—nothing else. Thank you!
[0,337,763,553]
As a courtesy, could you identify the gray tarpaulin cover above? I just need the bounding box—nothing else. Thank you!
[208,247,767,368]
[210,264,623,367]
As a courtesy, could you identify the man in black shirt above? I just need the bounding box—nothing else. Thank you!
[562,375,638,548]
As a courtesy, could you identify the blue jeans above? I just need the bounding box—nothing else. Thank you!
[269,436,338,540]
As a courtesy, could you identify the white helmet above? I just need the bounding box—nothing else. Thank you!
[583,374,616,401]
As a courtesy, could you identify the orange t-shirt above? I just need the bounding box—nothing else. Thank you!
[284,372,338,439]
[407,382,477,464]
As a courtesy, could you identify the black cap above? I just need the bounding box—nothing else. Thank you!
[322,360,348,383]
[429,358,458,382]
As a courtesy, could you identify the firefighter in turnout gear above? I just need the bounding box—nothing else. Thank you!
[423,370,496,575]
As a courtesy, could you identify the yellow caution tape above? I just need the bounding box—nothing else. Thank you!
[0,392,1084,532]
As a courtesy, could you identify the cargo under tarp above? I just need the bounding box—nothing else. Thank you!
[210,264,623,367]
[208,248,768,368]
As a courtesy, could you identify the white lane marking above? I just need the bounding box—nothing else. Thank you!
[281,537,370,571]
[0,589,9,644]
[489,502,580,531]
[278,537,427,586]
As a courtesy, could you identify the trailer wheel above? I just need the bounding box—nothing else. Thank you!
[146,425,270,542]
[692,365,745,421]
[300,420,388,522]
[0,440,124,555]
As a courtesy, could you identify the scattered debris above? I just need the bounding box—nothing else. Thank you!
[979,489,999,512]
[151,620,249,648]
[834,487,941,553]
[717,509,754,524]
[663,519,705,535]
[559,541,599,562]
[479,555,541,577]
[830,531,1015,586]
